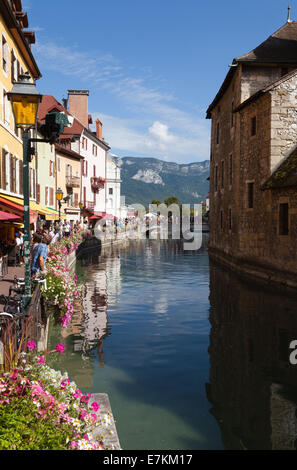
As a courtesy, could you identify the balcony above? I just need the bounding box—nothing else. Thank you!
[66,176,80,188]
[91,176,106,192]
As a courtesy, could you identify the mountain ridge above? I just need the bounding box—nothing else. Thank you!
[113,156,210,207]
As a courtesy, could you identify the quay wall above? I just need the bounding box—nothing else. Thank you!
[208,246,297,292]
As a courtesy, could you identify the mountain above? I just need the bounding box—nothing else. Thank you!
[114,156,210,207]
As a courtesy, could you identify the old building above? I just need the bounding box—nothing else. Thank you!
[207,18,297,289]
[105,153,121,220]
[0,0,41,240]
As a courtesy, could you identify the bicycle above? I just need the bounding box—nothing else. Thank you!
[0,294,27,347]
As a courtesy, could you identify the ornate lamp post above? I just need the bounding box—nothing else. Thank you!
[56,188,64,225]
[7,73,42,308]
[78,201,83,225]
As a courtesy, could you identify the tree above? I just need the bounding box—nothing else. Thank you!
[164,196,179,207]
[151,199,161,206]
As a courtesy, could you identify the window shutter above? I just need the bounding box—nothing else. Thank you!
[50,187,54,206]
[10,154,13,192]
[19,161,23,194]
[37,184,40,204]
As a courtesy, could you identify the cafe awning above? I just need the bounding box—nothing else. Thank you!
[0,195,38,224]
[0,210,21,221]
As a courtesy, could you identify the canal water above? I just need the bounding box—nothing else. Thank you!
[48,237,297,450]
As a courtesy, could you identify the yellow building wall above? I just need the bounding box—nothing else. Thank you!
[0,11,38,199]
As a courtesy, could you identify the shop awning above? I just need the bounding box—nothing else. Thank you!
[0,195,38,224]
[0,210,21,221]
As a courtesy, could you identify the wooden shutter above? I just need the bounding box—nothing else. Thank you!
[36,184,40,204]
[19,161,23,195]
[50,187,54,206]
[10,155,14,192]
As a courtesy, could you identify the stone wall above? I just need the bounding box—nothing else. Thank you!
[208,63,297,289]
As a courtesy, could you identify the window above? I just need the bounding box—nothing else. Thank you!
[36,184,40,204]
[57,157,60,172]
[247,182,254,209]
[11,50,17,83]
[251,116,257,136]
[228,208,232,230]
[279,203,289,236]
[229,154,233,186]
[221,160,224,188]
[109,187,113,195]
[45,186,48,205]
[2,35,8,73]
[215,165,218,192]
[216,122,220,145]
[3,90,10,125]
[49,187,54,206]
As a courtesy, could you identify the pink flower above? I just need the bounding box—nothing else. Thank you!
[80,395,90,405]
[37,356,45,365]
[55,344,65,354]
[73,389,82,399]
[79,409,87,420]
[26,341,36,351]
[91,401,100,412]
[60,379,70,389]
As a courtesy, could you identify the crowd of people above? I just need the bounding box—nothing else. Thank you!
[29,219,89,276]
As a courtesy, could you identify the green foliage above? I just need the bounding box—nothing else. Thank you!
[0,397,73,450]
[164,195,179,206]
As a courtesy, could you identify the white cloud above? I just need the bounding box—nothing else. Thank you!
[34,41,210,162]
[149,121,174,143]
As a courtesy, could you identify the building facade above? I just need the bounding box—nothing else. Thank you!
[0,0,41,240]
[207,19,297,289]
[105,153,121,219]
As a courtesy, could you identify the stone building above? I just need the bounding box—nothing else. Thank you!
[206,19,297,289]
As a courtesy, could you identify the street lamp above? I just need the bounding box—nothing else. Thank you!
[56,188,64,225]
[78,201,83,224]
[7,73,42,308]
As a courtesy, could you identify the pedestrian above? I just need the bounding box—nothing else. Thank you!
[50,227,60,244]
[64,221,71,237]
[31,234,49,276]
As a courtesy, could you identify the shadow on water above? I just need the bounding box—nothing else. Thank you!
[207,259,297,450]
[48,238,297,450]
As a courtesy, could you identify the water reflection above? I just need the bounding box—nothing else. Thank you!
[207,260,297,450]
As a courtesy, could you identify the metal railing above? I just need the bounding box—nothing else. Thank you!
[66,175,80,188]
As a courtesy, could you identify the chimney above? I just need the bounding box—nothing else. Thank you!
[67,90,89,128]
[96,119,102,140]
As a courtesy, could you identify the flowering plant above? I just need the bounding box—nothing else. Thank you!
[0,342,109,450]
[39,233,83,328]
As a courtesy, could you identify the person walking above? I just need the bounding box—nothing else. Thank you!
[31,234,49,276]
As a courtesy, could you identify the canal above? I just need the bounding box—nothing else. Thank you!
[48,237,297,450]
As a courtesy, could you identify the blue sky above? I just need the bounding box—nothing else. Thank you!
[25,0,294,163]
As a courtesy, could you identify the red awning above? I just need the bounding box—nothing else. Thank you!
[0,210,21,221]
[0,196,37,224]
[105,214,117,220]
